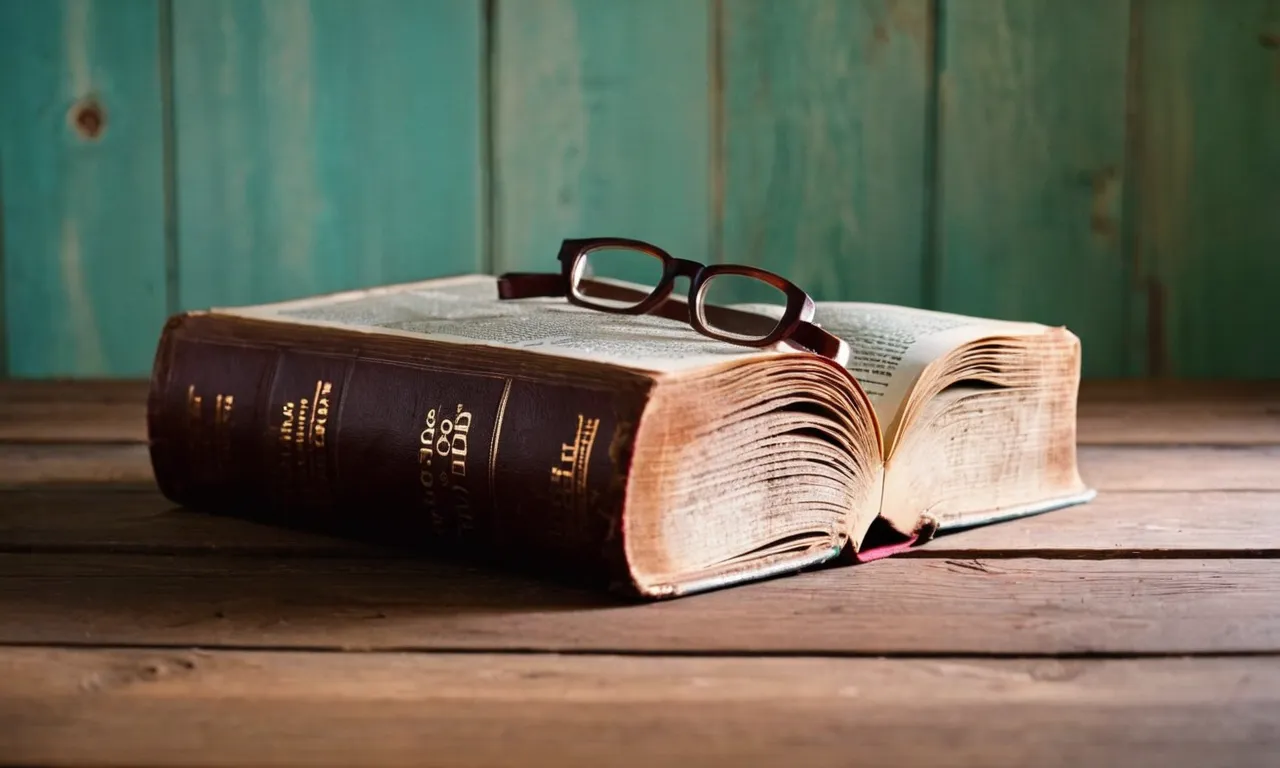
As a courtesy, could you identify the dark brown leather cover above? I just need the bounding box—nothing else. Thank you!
[146,311,656,592]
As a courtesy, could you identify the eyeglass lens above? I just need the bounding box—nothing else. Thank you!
[571,245,789,343]
[572,247,664,309]
[698,273,786,341]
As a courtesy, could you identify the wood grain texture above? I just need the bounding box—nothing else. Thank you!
[0,401,145,443]
[1077,380,1280,444]
[0,444,154,486]
[1079,445,1280,491]
[935,0,1132,376]
[493,0,710,271]
[1079,404,1280,445]
[1130,0,1280,377]
[719,0,930,305]
[914,491,1280,556]
[172,0,483,312]
[0,488,373,556]
[3,488,1275,558]
[2,553,1277,654]
[0,0,168,377]
[0,379,148,442]
[3,648,1277,768]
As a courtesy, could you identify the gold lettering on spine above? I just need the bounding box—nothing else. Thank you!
[276,379,337,492]
[213,392,234,469]
[310,381,333,480]
[183,385,235,470]
[185,385,203,457]
[214,393,235,423]
[279,402,295,446]
[435,404,474,535]
[418,408,442,533]
[416,391,499,539]
[548,414,600,527]
[186,385,202,419]
[293,387,311,467]
[448,404,473,533]
[311,381,332,448]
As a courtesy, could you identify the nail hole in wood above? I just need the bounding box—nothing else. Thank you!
[69,96,106,140]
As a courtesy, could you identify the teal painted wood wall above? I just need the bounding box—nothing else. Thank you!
[2,0,1278,379]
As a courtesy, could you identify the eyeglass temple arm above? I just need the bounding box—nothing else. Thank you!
[495,272,565,299]
[789,321,851,367]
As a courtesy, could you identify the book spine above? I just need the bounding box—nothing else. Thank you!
[145,314,649,590]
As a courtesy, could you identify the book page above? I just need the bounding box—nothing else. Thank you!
[733,301,1044,428]
[214,274,780,373]
[881,381,1091,534]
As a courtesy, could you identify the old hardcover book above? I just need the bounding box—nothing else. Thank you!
[147,274,1093,598]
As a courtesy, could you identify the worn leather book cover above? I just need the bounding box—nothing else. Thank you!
[147,274,1093,598]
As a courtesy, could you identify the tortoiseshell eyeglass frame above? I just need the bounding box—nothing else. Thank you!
[495,237,850,366]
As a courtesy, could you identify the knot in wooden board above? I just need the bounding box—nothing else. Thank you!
[68,95,106,140]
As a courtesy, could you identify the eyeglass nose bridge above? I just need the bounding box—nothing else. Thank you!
[669,258,704,281]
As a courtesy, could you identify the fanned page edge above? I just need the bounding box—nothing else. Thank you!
[620,353,887,599]
[876,324,1093,539]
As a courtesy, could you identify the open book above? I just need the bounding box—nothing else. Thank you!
[146,274,1093,598]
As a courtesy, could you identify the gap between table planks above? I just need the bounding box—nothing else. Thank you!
[2,647,1277,768]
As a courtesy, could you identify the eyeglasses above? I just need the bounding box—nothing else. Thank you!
[495,237,849,366]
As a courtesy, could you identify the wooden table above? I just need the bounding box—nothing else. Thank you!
[2,380,1278,767]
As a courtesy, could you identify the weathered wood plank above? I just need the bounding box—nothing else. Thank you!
[915,491,1280,556]
[719,0,930,305]
[0,400,145,443]
[0,380,148,442]
[0,379,150,403]
[935,0,1133,376]
[2,488,1274,558]
[1129,0,1280,377]
[1079,446,1280,491]
[0,444,154,486]
[0,0,169,377]
[1077,380,1280,444]
[0,488,371,556]
[1,554,1276,654]
[494,0,710,271]
[3,648,1277,768]
[1078,403,1280,445]
[1079,380,1280,402]
[172,0,483,311]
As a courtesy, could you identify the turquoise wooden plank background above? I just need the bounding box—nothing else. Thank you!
[2,0,1277,379]
[0,0,168,377]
